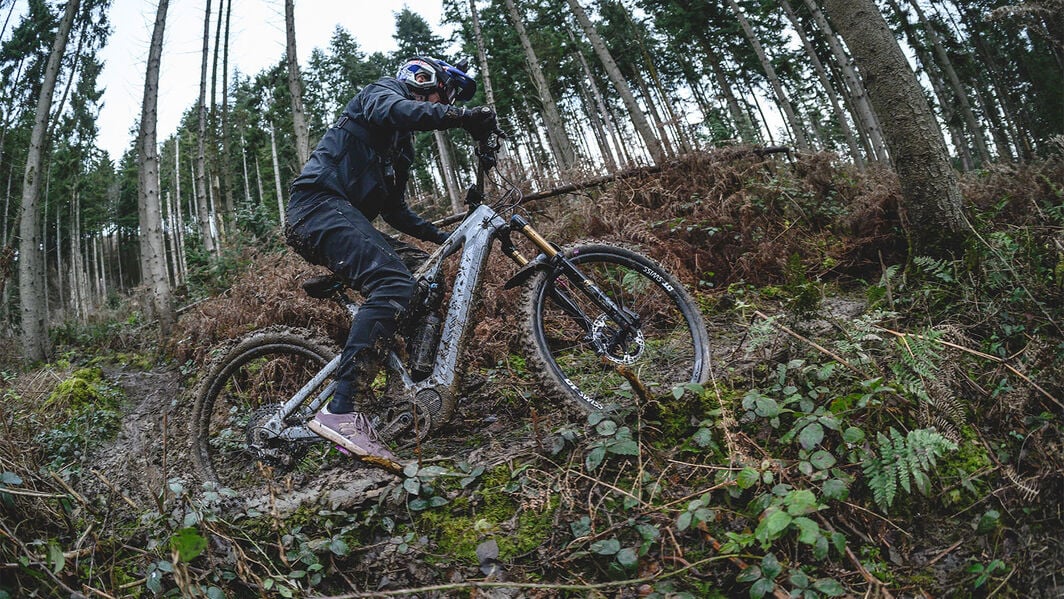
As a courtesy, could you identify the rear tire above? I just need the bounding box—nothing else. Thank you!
[191,326,338,492]
[523,243,710,412]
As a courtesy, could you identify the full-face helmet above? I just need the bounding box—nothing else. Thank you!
[396,56,476,104]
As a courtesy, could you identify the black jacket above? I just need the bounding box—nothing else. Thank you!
[291,78,463,243]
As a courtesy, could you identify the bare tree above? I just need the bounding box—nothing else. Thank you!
[821,0,969,257]
[137,0,174,334]
[18,0,80,362]
[566,0,664,164]
[195,0,218,255]
[504,0,578,172]
[285,0,310,164]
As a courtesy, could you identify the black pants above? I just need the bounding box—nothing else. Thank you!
[285,190,416,405]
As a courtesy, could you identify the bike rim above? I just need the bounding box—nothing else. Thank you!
[197,343,332,491]
[533,250,707,411]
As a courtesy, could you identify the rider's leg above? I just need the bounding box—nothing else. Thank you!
[285,191,416,462]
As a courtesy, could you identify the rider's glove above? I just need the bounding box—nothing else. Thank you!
[459,106,497,140]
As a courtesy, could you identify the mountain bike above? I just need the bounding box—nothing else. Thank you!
[191,131,711,489]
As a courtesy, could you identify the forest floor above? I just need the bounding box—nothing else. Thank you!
[3,149,1063,598]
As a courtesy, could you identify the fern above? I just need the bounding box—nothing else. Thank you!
[912,256,957,283]
[862,427,957,510]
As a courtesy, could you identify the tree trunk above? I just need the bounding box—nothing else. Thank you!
[270,122,285,229]
[434,132,462,214]
[195,0,217,255]
[821,0,968,258]
[19,0,79,362]
[468,0,496,109]
[503,0,578,172]
[725,0,809,151]
[780,0,863,167]
[285,0,310,165]
[137,0,174,334]
[906,0,990,165]
[803,0,887,161]
[220,0,235,225]
[566,0,664,164]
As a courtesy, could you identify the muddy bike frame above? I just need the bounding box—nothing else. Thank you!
[253,134,640,445]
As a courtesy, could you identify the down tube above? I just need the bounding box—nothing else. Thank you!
[427,207,507,390]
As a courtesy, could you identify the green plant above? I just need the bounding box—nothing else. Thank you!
[861,427,957,510]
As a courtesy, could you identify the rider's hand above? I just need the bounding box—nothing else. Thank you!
[460,106,497,140]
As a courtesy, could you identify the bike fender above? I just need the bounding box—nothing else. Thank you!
[503,259,551,290]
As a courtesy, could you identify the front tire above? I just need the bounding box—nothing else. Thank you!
[523,243,710,412]
[190,326,338,492]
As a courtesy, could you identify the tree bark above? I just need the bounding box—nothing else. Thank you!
[803,0,888,161]
[19,0,79,362]
[468,0,496,109]
[270,122,285,229]
[566,0,664,164]
[285,0,310,165]
[725,0,809,151]
[821,0,969,257]
[503,0,578,172]
[137,0,174,334]
[780,0,863,167]
[195,0,217,255]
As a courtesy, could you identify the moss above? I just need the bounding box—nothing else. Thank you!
[938,428,994,506]
[46,367,117,411]
[417,464,556,565]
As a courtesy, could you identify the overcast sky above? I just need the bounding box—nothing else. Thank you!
[92,0,449,161]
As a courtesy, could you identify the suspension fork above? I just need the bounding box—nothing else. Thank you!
[504,215,641,341]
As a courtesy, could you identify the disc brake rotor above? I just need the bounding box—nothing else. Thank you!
[246,403,309,468]
[591,314,645,365]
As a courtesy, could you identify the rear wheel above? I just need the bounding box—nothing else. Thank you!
[523,243,710,412]
[191,326,338,492]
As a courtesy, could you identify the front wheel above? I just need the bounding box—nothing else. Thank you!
[190,326,338,492]
[523,243,710,412]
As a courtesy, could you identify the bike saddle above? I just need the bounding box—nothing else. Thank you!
[301,275,344,299]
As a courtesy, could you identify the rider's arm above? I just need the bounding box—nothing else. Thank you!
[380,199,447,244]
[359,80,464,132]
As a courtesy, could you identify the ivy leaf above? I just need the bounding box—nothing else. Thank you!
[810,450,837,470]
[754,395,779,418]
[596,419,618,436]
[403,478,421,495]
[842,427,865,443]
[608,439,640,456]
[590,538,621,555]
[821,478,849,501]
[585,446,607,470]
[329,538,349,556]
[170,527,207,562]
[813,578,846,596]
[616,547,639,568]
[0,472,22,485]
[799,422,824,450]
[736,467,760,490]
[760,552,782,579]
[792,516,820,545]
[735,565,762,583]
[750,577,774,598]
[756,509,792,546]
[677,511,693,531]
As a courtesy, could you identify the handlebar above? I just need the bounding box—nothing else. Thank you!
[471,128,508,198]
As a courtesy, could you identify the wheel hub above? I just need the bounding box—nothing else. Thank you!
[591,314,645,365]
[246,404,307,467]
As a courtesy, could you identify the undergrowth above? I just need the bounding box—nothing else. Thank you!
[1,151,1062,597]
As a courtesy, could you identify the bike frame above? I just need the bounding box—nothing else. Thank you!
[263,202,510,442]
[258,134,640,444]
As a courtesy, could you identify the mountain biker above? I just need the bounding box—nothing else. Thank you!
[284,56,497,468]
